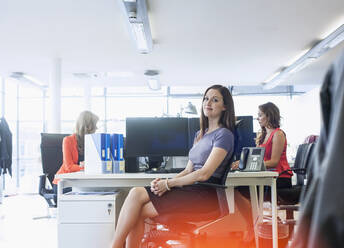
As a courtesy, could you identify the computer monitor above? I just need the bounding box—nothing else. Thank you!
[234,116,255,160]
[125,117,189,169]
[187,117,200,149]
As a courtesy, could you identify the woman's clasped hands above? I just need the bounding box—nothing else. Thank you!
[150,178,169,196]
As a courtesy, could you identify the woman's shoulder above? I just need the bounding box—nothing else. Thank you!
[215,127,234,139]
[273,129,286,140]
[64,134,77,143]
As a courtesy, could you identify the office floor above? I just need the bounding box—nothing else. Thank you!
[0,194,57,248]
[0,194,296,248]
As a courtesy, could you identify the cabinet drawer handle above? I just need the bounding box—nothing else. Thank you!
[108,203,113,215]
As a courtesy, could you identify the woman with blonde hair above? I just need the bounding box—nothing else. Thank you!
[53,110,99,185]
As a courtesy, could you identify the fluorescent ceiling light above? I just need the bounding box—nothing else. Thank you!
[119,0,153,54]
[264,71,280,83]
[264,23,344,89]
[130,22,149,51]
[288,57,316,74]
[10,72,46,88]
[324,30,344,49]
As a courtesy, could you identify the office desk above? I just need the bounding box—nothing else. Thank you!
[57,171,279,248]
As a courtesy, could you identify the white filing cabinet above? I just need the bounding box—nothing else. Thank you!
[58,192,123,248]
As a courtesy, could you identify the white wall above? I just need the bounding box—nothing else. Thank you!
[283,87,321,159]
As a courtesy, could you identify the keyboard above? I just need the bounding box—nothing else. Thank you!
[145,168,184,174]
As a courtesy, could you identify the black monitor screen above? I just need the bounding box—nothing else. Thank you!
[125,117,189,157]
[188,117,200,150]
[234,116,255,160]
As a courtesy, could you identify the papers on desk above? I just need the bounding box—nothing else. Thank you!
[65,191,118,196]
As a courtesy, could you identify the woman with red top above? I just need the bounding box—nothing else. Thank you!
[53,110,99,187]
[231,102,292,188]
[256,102,293,188]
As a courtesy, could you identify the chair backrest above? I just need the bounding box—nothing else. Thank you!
[233,116,255,161]
[294,143,315,186]
[303,135,319,144]
[40,133,70,185]
[220,152,235,186]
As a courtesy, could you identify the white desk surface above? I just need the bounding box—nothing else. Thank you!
[56,171,278,180]
[56,171,278,189]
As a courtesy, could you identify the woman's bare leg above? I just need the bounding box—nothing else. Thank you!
[112,187,154,248]
[126,202,158,248]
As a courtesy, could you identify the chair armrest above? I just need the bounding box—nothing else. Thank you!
[44,189,54,194]
[291,168,307,174]
[38,174,55,195]
[278,205,299,211]
[195,182,227,189]
[279,167,306,177]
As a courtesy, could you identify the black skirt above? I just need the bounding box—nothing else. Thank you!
[145,184,222,216]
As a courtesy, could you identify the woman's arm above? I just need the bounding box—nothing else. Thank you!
[62,138,83,172]
[169,147,227,187]
[174,160,194,178]
[264,130,285,168]
[152,147,228,196]
[150,160,193,193]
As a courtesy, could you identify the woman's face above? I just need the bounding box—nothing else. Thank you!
[257,109,269,128]
[202,89,226,119]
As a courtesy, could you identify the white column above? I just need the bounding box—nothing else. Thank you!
[0,76,5,204]
[84,84,92,111]
[49,58,62,133]
[1,76,4,117]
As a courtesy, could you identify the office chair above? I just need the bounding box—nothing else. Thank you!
[141,120,254,248]
[34,133,69,220]
[140,157,235,248]
[275,142,316,237]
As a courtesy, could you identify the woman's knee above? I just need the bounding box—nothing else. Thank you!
[128,187,149,204]
[141,202,158,219]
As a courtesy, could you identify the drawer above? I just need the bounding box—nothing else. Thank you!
[58,199,116,223]
[58,223,114,248]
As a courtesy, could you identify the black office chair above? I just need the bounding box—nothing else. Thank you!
[276,142,316,237]
[141,120,254,248]
[35,133,69,219]
[141,157,235,248]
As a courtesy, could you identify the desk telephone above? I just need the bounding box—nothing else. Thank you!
[238,147,266,171]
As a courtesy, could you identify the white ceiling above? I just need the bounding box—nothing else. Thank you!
[0,0,344,89]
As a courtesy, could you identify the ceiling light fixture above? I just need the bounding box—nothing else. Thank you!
[9,72,46,88]
[119,0,153,54]
[264,24,344,89]
[144,70,160,90]
[73,71,134,79]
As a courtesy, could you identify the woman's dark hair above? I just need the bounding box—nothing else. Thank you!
[197,84,235,142]
[256,102,280,145]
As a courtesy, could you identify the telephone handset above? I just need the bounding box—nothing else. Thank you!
[238,147,266,172]
[239,147,250,170]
